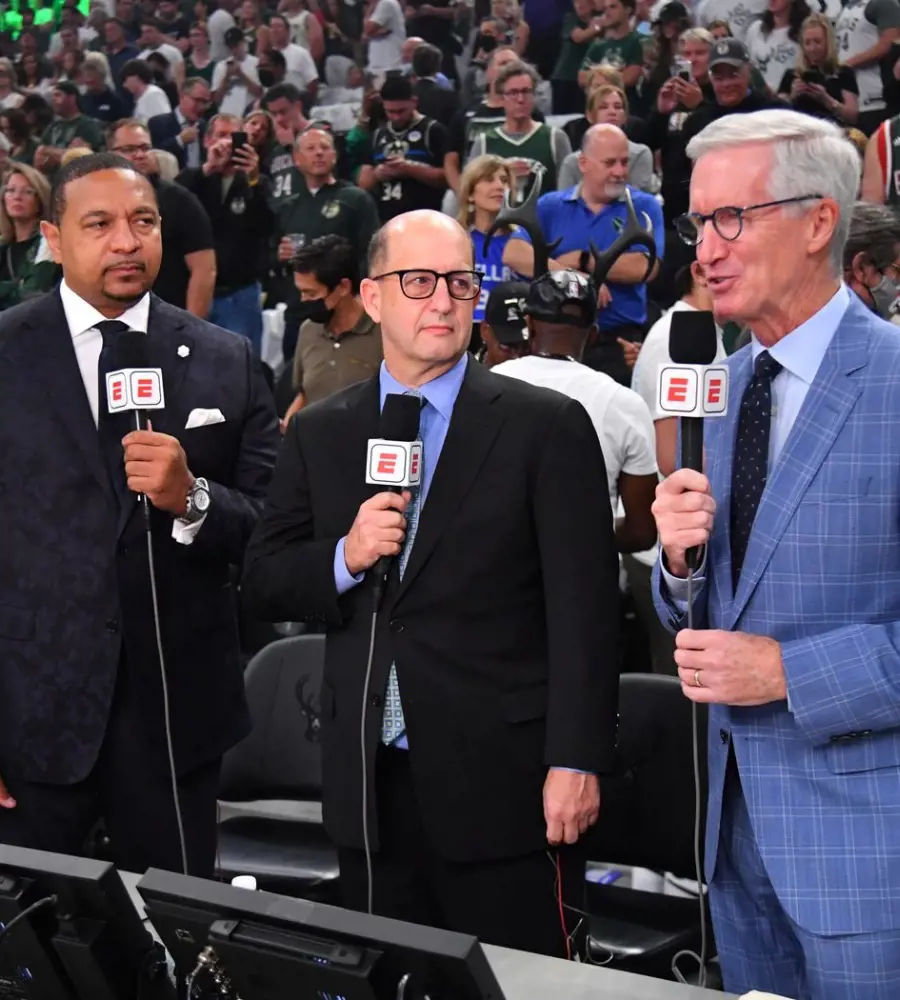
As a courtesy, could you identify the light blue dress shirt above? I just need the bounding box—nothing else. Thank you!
[662,283,851,603]
[331,354,469,750]
[333,353,470,595]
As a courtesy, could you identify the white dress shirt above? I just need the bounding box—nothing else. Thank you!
[60,280,204,544]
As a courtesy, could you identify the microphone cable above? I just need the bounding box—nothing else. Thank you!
[134,411,190,878]
[671,566,709,989]
[359,593,380,916]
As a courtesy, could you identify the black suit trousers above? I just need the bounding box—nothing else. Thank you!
[338,747,587,958]
[0,651,220,878]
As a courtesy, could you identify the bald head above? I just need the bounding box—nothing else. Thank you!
[580,124,630,203]
[368,210,473,275]
[401,35,424,62]
[583,123,628,158]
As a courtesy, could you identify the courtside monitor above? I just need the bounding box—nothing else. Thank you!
[138,868,506,1000]
[0,845,171,1000]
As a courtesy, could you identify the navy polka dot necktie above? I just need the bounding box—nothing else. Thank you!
[730,350,783,589]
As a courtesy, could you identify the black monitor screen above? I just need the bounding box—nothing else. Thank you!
[0,845,171,1000]
[138,868,506,1000]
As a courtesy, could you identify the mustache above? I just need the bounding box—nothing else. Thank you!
[103,260,146,274]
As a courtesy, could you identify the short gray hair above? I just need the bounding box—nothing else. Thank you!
[844,201,900,271]
[495,59,539,95]
[685,109,860,274]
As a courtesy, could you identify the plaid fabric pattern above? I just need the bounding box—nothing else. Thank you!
[654,299,900,951]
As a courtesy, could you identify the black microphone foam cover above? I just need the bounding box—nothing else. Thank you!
[111,329,152,369]
[669,309,718,365]
[380,393,421,441]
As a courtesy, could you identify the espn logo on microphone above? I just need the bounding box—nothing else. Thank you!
[657,364,729,418]
[106,368,166,412]
[366,439,423,488]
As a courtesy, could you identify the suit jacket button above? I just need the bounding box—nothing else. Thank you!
[105,619,119,634]
[389,619,404,633]
[370,694,382,708]
[719,729,729,745]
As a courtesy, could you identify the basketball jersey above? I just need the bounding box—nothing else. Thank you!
[875,115,900,207]
[472,229,514,323]
[266,144,301,210]
[836,0,884,112]
[483,123,556,203]
[371,116,445,221]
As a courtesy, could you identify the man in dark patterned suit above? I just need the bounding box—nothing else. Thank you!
[0,153,279,876]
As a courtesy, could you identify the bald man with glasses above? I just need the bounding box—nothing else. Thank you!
[243,209,621,957]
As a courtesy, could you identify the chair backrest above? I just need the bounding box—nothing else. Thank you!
[590,673,709,879]
[219,635,326,802]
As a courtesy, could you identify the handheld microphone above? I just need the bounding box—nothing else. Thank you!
[366,393,423,600]
[659,310,727,571]
[104,330,166,527]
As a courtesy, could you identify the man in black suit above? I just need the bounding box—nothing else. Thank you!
[242,210,620,956]
[148,77,211,170]
[0,153,279,877]
[412,42,458,128]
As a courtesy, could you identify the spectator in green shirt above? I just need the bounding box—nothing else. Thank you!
[0,162,61,310]
[552,0,605,113]
[578,0,644,93]
[34,81,104,176]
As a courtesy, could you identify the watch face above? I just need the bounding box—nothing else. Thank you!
[194,488,211,513]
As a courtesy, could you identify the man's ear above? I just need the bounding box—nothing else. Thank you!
[359,276,381,322]
[40,220,62,264]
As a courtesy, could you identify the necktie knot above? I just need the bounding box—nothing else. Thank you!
[95,319,129,349]
[754,350,782,382]
[403,388,425,409]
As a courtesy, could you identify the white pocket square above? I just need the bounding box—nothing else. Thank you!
[185,407,226,429]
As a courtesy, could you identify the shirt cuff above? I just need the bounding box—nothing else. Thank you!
[660,550,707,608]
[334,537,364,594]
[172,512,207,544]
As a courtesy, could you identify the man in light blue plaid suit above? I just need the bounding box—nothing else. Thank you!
[653,109,900,1000]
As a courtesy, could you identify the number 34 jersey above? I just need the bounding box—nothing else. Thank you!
[369,114,449,222]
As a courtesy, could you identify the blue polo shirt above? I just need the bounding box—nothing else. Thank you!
[510,184,664,331]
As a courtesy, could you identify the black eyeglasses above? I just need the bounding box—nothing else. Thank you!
[370,269,483,300]
[675,194,823,246]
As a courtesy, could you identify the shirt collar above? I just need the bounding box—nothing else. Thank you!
[751,283,850,385]
[379,353,468,423]
[60,279,151,340]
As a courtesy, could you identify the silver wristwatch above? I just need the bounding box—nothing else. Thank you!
[182,477,211,524]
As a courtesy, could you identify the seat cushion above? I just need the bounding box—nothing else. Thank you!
[217,815,339,891]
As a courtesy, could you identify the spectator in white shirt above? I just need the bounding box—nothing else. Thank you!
[121,58,173,122]
[206,0,238,62]
[630,260,724,477]
[364,0,406,77]
[493,269,659,554]
[211,26,262,117]
[266,14,319,100]
[139,18,185,87]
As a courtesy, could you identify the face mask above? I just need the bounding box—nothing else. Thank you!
[869,272,899,319]
[305,295,334,324]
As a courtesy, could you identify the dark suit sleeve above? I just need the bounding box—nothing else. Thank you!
[534,397,620,773]
[241,413,345,626]
[189,337,280,564]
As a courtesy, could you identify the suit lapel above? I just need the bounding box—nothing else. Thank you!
[728,304,870,626]
[396,362,504,600]
[143,296,191,435]
[4,290,111,497]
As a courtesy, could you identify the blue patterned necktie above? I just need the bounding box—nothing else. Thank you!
[730,350,783,589]
[381,390,424,745]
